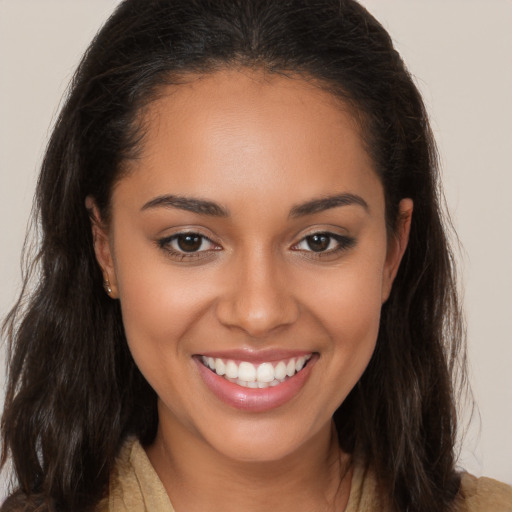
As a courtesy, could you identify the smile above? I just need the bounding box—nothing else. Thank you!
[195,351,317,412]
[200,355,312,389]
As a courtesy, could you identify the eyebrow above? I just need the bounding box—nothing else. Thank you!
[289,193,369,218]
[140,192,368,218]
[141,195,229,217]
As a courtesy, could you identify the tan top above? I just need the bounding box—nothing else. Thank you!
[98,438,512,512]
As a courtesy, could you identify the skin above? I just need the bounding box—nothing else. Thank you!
[90,69,412,512]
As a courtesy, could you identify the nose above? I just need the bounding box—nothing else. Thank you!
[215,249,300,338]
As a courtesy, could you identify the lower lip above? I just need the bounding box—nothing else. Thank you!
[195,356,316,413]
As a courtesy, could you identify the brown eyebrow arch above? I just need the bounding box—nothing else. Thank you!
[289,193,369,218]
[141,194,229,217]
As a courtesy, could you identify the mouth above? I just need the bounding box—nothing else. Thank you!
[194,351,317,412]
[200,354,313,389]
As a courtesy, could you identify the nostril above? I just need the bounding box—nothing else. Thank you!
[215,296,299,337]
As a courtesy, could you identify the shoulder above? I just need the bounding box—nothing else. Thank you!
[456,472,512,512]
[346,460,512,512]
[97,436,174,512]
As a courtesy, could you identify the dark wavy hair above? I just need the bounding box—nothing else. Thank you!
[1,1,466,511]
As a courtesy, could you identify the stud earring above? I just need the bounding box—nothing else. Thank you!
[103,279,113,296]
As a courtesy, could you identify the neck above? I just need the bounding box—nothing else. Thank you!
[146,406,352,512]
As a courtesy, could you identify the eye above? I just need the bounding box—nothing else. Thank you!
[292,232,356,255]
[157,232,221,260]
[172,233,209,252]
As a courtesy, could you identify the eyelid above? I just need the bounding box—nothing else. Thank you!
[290,230,356,257]
[155,227,355,262]
[157,230,222,261]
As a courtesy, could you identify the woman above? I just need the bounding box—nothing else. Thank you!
[1,0,511,511]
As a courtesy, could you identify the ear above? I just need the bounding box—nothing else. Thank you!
[381,198,413,303]
[85,196,118,298]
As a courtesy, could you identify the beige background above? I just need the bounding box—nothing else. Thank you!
[1,0,511,498]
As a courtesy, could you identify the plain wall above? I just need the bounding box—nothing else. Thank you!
[1,0,511,498]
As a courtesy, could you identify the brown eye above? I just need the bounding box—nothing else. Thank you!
[157,232,219,258]
[157,231,222,262]
[177,234,202,252]
[305,233,331,252]
[293,231,356,257]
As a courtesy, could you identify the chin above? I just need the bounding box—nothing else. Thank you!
[200,414,330,465]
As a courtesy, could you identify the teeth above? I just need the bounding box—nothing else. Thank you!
[201,355,312,386]
[238,361,256,382]
[256,362,274,383]
[225,360,238,379]
[286,359,295,377]
[215,358,225,376]
[274,361,287,380]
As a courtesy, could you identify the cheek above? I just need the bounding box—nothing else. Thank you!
[317,273,382,360]
[115,262,223,431]
[118,265,219,351]
[303,250,385,337]
[321,286,381,409]
[297,249,386,400]
[111,234,222,389]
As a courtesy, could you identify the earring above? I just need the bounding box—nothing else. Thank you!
[103,279,113,296]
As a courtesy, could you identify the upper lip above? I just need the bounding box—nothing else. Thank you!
[195,348,315,364]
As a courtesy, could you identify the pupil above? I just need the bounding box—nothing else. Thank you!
[177,234,202,252]
[307,234,330,252]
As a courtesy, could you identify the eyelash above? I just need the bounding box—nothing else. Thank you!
[157,231,356,261]
[291,232,356,257]
[157,233,220,261]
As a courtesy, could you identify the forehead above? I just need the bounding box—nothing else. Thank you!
[115,69,382,215]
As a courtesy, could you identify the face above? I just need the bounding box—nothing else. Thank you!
[91,70,411,463]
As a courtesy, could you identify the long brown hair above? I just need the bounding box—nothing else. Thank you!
[2,1,466,510]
